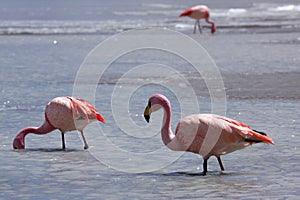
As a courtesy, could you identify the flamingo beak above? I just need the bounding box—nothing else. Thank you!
[144,105,151,123]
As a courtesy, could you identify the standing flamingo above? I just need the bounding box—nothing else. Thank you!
[13,97,105,150]
[179,5,216,34]
[144,94,274,175]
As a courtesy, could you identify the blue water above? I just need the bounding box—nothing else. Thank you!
[1,0,300,199]
[0,0,300,35]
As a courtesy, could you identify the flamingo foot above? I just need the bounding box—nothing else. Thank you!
[200,171,207,176]
[80,131,89,150]
[201,158,208,176]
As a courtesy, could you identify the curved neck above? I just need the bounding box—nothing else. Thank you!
[24,120,56,135]
[13,120,56,148]
[206,18,216,33]
[161,101,175,146]
[206,18,214,24]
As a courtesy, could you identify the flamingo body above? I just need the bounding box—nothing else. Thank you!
[174,114,273,155]
[13,97,105,149]
[144,94,274,175]
[179,5,216,34]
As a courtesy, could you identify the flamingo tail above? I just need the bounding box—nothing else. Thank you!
[96,113,105,123]
[179,9,192,17]
[218,116,274,144]
[247,129,274,144]
[232,127,274,145]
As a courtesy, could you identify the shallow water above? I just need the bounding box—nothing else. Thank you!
[1,99,299,199]
[1,0,300,199]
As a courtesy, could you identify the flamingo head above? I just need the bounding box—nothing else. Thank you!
[13,134,25,149]
[144,94,168,123]
[12,128,31,149]
[211,23,216,34]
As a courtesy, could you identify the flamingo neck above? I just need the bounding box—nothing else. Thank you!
[30,120,56,134]
[13,120,56,149]
[16,127,39,141]
[160,101,175,146]
[206,19,216,33]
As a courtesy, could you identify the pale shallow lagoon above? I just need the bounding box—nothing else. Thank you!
[1,0,300,199]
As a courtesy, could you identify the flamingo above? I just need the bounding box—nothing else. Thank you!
[179,5,216,34]
[144,94,274,175]
[13,97,105,150]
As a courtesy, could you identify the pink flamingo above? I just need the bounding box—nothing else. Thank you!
[13,97,105,150]
[144,94,274,175]
[179,5,216,34]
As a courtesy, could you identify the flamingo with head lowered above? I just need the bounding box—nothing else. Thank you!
[144,94,274,175]
[13,97,105,150]
[179,5,216,34]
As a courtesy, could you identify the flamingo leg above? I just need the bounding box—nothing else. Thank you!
[197,20,202,34]
[202,158,208,175]
[80,130,89,149]
[216,156,225,171]
[193,20,198,34]
[61,132,66,149]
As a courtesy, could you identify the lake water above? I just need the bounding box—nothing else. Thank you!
[1,0,299,199]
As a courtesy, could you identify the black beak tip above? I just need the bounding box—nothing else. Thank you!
[144,115,150,123]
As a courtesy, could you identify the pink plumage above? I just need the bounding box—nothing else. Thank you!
[179,5,216,34]
[13,97,105,150]
[144,94,274,175]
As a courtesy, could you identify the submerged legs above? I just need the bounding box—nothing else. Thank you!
[193,20,202,34]
[202,158,208,175]
[197,20,202,34]
[201,156,225,175]
[60,131,89,150]
[193,20,197,34]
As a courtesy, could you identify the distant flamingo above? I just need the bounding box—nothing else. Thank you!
[13,97,105,150]
[179,5,216,34]
[144,94,274,175]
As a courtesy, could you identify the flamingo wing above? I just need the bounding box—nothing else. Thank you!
[67,97,105,123]
[216,116,274,144]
